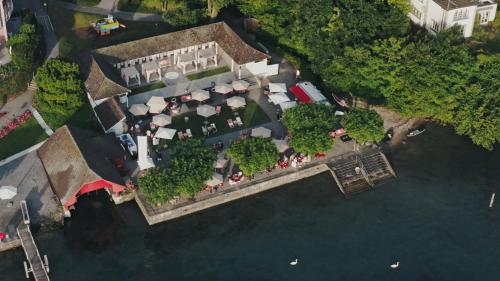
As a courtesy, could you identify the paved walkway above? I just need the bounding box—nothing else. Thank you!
[29,106,54,136]
[0,90,34,128]
[49,0,163,22]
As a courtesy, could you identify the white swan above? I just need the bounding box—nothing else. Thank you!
[390,261,400,268]
[290,258,298,266]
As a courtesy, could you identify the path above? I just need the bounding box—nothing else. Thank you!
[49,0,163,22]
[29,106,54,136]
[0,90,34,128]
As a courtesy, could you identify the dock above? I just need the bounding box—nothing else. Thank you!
[328,149,396,197]
[17,200,50,281]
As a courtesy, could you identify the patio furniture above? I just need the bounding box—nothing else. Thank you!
[186,129,193,138]
[197,104,216,118]
[202,126,208,136]
[118,133,138,156]
[226,96,246,109]
[235,116,243,126]
[251,127,272,138]
[268,92,291,104]
[129,104,149,116]
[152,114,172,126]
[227,119,235,128]
[210,123,218,132]
[152,137,160,146]
[215,105,222,116]
[232,80,250,91]
[155,127,177,140]
[268,83,287,93]
[178,131,185,140]
[214,83,233,94]
[191,89,210,102]
[147,96,167,114]
[180,94,192,103]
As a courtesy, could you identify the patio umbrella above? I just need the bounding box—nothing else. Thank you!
[268,92,291,104]
[147,96,167,114]
[197,104,216,118]
[268,83,287,93]
[232,80,250,91]
[214,84,233,94]
[155,127,177,140]
[279,101,297,111]
[0,185,17,200]
[129,104,149,116]
[251,127,272,138]
[226,96,246,108]
[272,139,290,153]
[152,114,172,126]
[191,89,210,102]
[205,173,223,187]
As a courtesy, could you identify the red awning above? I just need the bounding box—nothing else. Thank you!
[290,85,311,103]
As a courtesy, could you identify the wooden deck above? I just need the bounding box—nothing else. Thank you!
[17,201,50,281]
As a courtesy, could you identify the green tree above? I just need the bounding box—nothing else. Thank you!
[138,168,179,205]
[289,128,334,155]
[163,3,206,27]
[6,23,41,71]
[228,137,278,176]
[341,108,385,143]
[35,58,85,129]
[207,0,232,18]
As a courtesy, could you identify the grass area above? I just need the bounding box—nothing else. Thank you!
[62,0,100,6]
[118,0,182,13]
[0,117,48,160]
[48,6,174,58]
[130,81,166,95]
[186,66,231,81]
[169,100,270,139]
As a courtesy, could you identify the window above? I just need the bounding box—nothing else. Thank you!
[453,9,469,21]
[480,11,490,24]
[431,20,440,31]
[412,7,422,19]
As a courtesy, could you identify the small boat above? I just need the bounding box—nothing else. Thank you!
[290,258,298,266]
[407,128,425,137]
[332,93,349,108]
[390,261,400,268]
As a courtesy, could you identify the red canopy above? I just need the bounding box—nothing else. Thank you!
[290,85,311,103]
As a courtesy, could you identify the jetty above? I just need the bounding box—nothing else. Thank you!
[17,200,50,281]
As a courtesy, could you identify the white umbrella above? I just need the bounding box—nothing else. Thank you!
[152,114,172,126]
[0,185,17,200]
[147,96,167,114]
[205,173,223,186]
[214,84,233,94]
[268,83,287,93]
[129,104,149,116]
[226,96,246,108]
[155,127,177,140]
[251,127,272,138]
[191,89,210,102]
[268,92,290,104]
[272,139,290,153]
[232,80,250,91]
[279,101,297,111]
[197,104,216,118]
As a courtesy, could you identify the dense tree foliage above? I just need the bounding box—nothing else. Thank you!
[140,139,216,204]
[7,24,42,70]
[35,58,85,128]
[228,137,278,176]
[341,108,385,143]
[162,2,206,27]
[282,104,337,154]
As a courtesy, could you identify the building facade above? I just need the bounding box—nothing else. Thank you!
[0,0,13,45]
[409,0,497,37]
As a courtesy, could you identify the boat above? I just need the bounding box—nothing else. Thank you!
[290,258,298,266]
[332,93,349,108]
[407,128,425,137]
[390,261,400,268]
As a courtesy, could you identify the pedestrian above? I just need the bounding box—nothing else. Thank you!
[295,69,301,80]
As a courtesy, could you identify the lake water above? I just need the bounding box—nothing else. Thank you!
[1,123,499,281]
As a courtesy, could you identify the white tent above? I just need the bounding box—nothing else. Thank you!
[232,80,250,91]
[129,104,149,116]
[272,139,290,153]
[226,96,246,108]
[137,136,155,170]
[205,173,223,187]
[214,84,233,94]
[268,83,287,93]
[155,127,177,140]
[279,101,297,111]
[0,185,17,200]
[152,114,172,126]
[268,92,291,104]
[191,89,210,101]
[197,104,216,118]
[251,127,272,138]
[147,96,167,114]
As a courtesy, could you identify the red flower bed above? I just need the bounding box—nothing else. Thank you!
[0,111,33,139]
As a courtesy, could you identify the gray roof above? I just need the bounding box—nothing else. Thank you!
[94,97,126,131]
[93,22,268,65]
[80,53,129,100]
[433,0,482,10]
[37,126,125,206]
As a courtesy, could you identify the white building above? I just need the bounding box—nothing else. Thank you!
[0,0,13,65]
[409,0,497,37]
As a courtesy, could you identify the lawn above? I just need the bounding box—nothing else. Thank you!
[186,66,231,81]
[48,5,174,58]
[169,100,271,139]
[118,0,182,13]
[130,81,166,95]
[0,117,48,160]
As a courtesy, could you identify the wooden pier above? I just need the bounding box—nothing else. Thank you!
[17,200,50,281]
[328,149,396,197]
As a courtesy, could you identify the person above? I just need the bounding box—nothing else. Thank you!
[295,69,301,80]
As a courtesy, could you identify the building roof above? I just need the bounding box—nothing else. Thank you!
[433,0,481,10]
[37,126,125,205]
[93,22,268,65]
[80,53,129,101]
[94,97,126,131]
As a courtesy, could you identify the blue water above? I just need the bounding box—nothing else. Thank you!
[1,123,499,281]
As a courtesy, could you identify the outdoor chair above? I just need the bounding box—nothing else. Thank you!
[210,123,218,132]
[227,119,235,128]
[178,131,185,140]
[235,117,243,126]
[186,129,193,138]
[215,105,222,116]
[202,126,208,136]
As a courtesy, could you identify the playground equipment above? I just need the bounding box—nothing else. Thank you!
[92,15,126,36]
